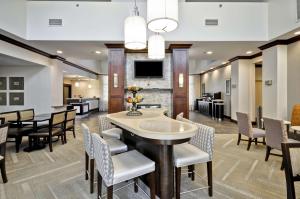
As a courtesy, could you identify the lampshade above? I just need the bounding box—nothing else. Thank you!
[124,8,147,50]
[147,0,178,32]
[148,33,165,59]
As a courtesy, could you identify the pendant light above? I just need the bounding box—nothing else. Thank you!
[147,0,178,33]
[124,0,147,50]
[148,33,165,59]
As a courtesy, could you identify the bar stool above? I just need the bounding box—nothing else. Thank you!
[174,117,215,198]
[81,123,127,193]
[91,133,156,199]
[99,115,122,139]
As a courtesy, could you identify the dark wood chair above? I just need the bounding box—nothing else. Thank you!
[0,123,9,183]
[28,111,66,152]
[0,111,32,152]
[282,142,300,199]
[64,109,77,143]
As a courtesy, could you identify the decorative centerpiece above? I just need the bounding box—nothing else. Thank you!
[126,86,143,116]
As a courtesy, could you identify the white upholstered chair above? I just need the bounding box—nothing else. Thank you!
[175,116,215,198]
[91,133,156,199]
[236,112,266,150]
[0,123,8,183]
[99,115,122,139]
[81,123,127,194]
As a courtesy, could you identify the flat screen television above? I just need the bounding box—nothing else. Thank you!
[134,60,163,78]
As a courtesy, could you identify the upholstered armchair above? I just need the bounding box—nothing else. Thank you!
[175,116,215,198]
[236,112,266,150]
[99,115,122,139]
[282,142,300,199]
[291,104,300,133]
[0,123,8,183]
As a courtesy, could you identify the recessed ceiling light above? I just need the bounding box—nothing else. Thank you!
[56,50,63,54]
[294,31,300,35]
[210,67,213,69]
[246,51,253,55]
[62,70,67,73]
[95,51,101,54]
[205,51,213,55]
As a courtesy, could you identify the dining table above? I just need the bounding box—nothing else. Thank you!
[291,126,300,134]
[107,108,198,199]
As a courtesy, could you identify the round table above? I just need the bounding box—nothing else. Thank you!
[291,126,300,133]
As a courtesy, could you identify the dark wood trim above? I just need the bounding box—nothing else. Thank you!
[105,43,173,53]
[258,35,300,50]
[0,33,100,76]
[168,44,193,50]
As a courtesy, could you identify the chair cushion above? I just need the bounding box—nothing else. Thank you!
[252,128,266,138]
[105,138,128,155]
[102,128,122,139]
[112,150,155,184]
[0,155,3,161]
[174,143,210,167]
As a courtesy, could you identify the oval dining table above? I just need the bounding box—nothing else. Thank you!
[107,108,198,199]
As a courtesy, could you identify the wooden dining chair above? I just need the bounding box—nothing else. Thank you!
[0,123,9,183]
[64,109,77,143]
[28,111,66,152]
[282,142,300,199]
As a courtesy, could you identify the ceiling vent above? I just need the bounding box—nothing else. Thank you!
[297,0,300,21]
[205,19,219,26]
[49,19,63,26]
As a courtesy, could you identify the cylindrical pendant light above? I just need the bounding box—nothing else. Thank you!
[147,0,178,33]
[148,33,165,59]
[124,1,147,50]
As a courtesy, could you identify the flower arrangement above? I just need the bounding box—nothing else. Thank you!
[126,86,143,116]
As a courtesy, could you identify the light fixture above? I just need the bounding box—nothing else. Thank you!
[179,73,184,88]
[205,51,213,55]
[113,73,118,88]
[147,0,178,32]
[88,84,92,89]
[124,0,147,50]
[246,51,253,55]
[75,81,80,87]
[56,50,63,54]
[210,67,213,70]
[148,33,165,59]
[294,31,300,35]
[95,51,101,54]
[222,61,228,65]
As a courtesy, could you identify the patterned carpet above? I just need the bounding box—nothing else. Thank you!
[1,111,299,199]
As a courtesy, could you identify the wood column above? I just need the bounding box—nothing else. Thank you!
[106,44,125,113]
[170,44,192,119]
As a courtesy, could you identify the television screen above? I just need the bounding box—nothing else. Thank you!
[134,60,163,78]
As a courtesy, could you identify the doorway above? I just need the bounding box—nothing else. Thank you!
[63,84,72,105]
[255,64,263,126]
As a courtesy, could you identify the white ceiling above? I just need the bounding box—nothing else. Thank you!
[0,54,43,67]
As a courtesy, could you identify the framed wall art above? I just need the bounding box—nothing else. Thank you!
[9,92,24,105]
[0,77,7,90]
[9,77,24,90]
[0,93,7,105]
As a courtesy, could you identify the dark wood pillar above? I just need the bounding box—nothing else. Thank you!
[105,44,125,113]
[170,44,192,119]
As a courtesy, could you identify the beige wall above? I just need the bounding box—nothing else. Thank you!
[64,79,101,98]
[189,75,201,110]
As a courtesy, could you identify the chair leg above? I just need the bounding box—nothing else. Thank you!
[107,186,113,199]
[97,171,102,198]
[237,133,241,145]
[190,165,195,181]
[255,138,258,145]
[188,165,192,178]
[61,134,65,145]
[49,136,53,152]
[15,136,22,153]
[72,128,76,138]
[175,167,181,199]
[247,138,252,151]
[134,178,138,193]
[64,131,67,144]
[265,146,271,161]
[281,159,284,170]
[148,171,156,199]
[85,152,89,180]
[0,161,8,183]
[90,159,94,193]
[263,137,266,145]
[207,161,213,197]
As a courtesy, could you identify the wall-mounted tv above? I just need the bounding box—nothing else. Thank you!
[134,60,163,78]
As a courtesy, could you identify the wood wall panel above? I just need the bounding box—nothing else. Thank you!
[108,48,125,113]
[172,49,189,119]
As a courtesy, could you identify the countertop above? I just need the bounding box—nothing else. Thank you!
[107,108,198,140]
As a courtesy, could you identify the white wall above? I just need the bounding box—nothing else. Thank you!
[0,0,27,38]
[0,65,52,114]
[268,0,300,39]
[26,1,268,41]
[189,75,200,110]
[201,65,231,117]
[287,41,300,120]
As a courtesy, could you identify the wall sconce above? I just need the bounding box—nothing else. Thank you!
[179,73,184,88]
[75,80,80,87]
[265,80,272,86]
[113,73,118,88]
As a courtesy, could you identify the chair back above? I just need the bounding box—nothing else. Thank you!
[291,104,300,126]
[66,109,76,128]
[176,112,184,120]
[236,112,253,138]
[19,109,34,121]
[282,142,300,178]
[91,133,114,187]
[0,111,18,123]
[0,124,9,157]
[264,117,288,150]
[99,115,115,136]
[51,111,66,127]
[81,123,94,158]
